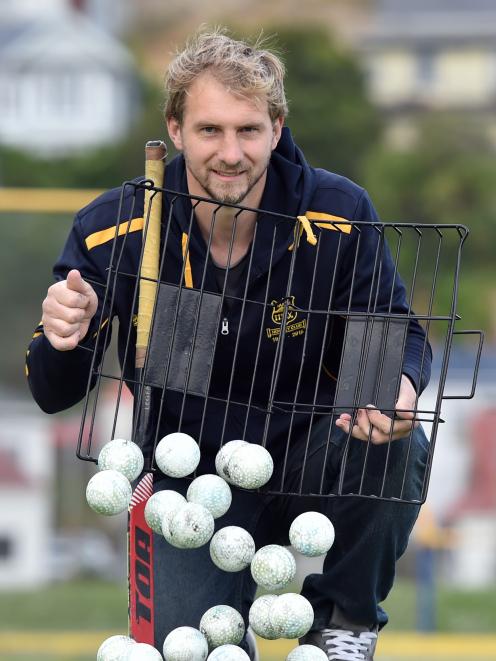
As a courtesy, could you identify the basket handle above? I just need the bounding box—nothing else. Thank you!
[442,329,484,400]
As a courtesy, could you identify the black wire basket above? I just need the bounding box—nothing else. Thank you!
[76,179,483,505]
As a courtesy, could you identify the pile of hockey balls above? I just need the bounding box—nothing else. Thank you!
[90,434,335,660]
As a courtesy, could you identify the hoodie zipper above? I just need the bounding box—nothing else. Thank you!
[221,318,229,335]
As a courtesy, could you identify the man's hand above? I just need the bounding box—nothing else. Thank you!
[42,269,98,351]
[335,374,418,444]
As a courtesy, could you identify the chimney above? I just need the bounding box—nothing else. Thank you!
[70,0,86,11]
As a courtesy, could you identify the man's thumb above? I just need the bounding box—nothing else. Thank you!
[66,269,89,294]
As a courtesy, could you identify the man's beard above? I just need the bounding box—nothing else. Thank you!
[184,153,271,206]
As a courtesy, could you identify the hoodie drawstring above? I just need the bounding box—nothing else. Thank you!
[181,232,193,288]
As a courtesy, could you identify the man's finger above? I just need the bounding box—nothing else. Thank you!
[66,269,92,296]
[365,406,395,435]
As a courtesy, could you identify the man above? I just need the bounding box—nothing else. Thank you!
[27,30,431,660]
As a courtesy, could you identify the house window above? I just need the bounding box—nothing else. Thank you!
[0,78,19,117]
[38,71,80,117]
[417,50,437,88]
[0,536,13,560]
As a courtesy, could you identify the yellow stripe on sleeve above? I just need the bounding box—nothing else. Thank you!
[85,217,144,251]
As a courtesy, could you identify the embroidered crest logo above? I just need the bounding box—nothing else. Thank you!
[271,296,298,325]
[266,296,307,342]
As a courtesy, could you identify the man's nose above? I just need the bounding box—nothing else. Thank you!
[218,133,243,165]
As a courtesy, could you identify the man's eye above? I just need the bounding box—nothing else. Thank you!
[201,127,217,134]
[241,127,258,133]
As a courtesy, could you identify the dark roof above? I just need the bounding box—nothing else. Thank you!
[377,0,496,13]
[363,1,496,47]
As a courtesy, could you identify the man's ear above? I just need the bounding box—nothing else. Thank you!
[167,117,183,151]
[271,116,284,150]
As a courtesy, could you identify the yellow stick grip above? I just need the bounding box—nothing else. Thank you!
[136,141,166,367]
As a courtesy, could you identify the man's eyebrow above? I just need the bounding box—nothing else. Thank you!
[192,121,266,129]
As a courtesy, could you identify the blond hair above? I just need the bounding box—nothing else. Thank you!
[165,29,288,123]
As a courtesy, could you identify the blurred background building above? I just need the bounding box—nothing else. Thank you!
[0,0,494,639]
[358,0,496,148]
[0,0,139,156]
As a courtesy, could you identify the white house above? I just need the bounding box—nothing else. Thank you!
[0,0,139,156]
[0,398,53,589]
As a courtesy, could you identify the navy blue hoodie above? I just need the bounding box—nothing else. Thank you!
[26,128,431,473]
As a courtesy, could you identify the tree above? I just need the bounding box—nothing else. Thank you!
[273,26,382,179]
[361,114,496,335]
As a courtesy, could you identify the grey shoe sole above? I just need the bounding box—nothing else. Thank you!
[246,627,259,661]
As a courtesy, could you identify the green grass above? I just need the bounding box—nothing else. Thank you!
[0,579,128,631]
[1,578,496,660]
[1,577,494,633]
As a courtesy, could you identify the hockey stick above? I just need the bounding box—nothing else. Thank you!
[128,140,166,645]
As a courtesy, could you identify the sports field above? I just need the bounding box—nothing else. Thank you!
[1,631,496,661]
[1,579,495,660]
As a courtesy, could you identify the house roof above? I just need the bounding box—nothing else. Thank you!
[377,0,496,13]
[0,6,135,73]
[362,0,496,47]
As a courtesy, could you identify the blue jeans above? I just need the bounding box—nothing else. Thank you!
[152,422,429,647]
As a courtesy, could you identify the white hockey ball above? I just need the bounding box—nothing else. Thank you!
[210,526,255,572]
[187,474,232,519]
[124,642,163,660]
[250,545,296,592]
[289,512,335,557]
[200,605,245,649]
[97,634,135,661]
[225,443,273,489]
[167,502,215,549]
[215,441,249,484]
[145,490,186,534]
[155,432,200,478]
[97,438,144,482]
[248,594,279,640]
[286,644,328,660]
[270,593,314,639]
[86,469,132,516]
[163,626,208,661]
[207,645,250,660]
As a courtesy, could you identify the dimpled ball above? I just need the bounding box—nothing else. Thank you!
[167,502,215,549]
[145,490,186,534]
[215,440,249,484]
[187,474,232,519]
[248,594,280,640]
[200,605,245,649]
[250,545,296,592]
[226,443,274,490]
[286,644,328,661]
[207,645,250,660]
[155,432,200,478]
[97,438,144,482]
[97,634,135,661]
[210,526,255,572]
[124,642,163,660]
[289,512,335,557]
[163,626,208,661]
[86,469,132,516]
[270,593,314,639]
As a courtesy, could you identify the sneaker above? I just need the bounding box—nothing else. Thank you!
[245,627,259,661]
[299,607,378,661]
